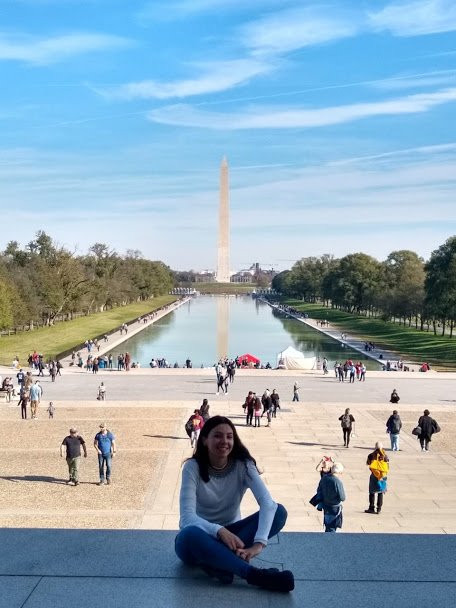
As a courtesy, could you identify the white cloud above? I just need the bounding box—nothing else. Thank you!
[371,70,456,91]
[0,32,132,65]
[241,6,361,56]
[2,144,456,268]
[147,87,456,129]
[136,0,284,21]
[95,58,272,100]
[369,0,456,36]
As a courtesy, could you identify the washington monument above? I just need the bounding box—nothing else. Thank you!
[216,156,230,283]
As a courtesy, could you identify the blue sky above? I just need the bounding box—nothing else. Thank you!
[1,0,456,271]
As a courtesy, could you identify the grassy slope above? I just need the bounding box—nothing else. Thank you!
[285,300,456,368]
[0,296,177,365]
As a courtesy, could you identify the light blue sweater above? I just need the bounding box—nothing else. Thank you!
[179,458,277,546]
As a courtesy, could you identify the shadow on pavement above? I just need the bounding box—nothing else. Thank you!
[144,434,187,440]
[0,475,65,484]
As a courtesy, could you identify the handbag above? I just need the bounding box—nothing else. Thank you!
[369,458,389,480]
[434,422,441,433]
[412,426,421,436]
[309,490,322,507]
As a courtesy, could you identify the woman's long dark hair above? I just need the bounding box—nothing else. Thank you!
[192,415,257,482]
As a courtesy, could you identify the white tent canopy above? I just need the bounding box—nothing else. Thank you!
[277,346,317,370]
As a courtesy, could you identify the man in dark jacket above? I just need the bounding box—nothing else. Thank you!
[417,409,440,452]
[314,463,346,532]
[386,410,402,451]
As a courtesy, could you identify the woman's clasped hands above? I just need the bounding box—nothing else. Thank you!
[217,528,264,562]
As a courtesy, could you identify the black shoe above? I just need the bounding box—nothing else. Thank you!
[74,481,79,486]
[364,508,375,514]
[200,564,234,585]
[247,567,294,592]
[376,509,381,514]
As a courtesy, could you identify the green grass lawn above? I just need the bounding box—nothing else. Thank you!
[0,296,177,365]
[284,300,456,369]
[190,283,257,294]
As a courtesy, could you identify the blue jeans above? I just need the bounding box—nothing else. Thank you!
[175,504,287,579]
[323,504,343,533]
[390,434,399,451]
[98,453,112,481]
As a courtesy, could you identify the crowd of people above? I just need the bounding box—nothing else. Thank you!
[334,360,367,382]
[1,348,445,595]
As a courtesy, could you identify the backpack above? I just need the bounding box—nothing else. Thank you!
[341,414,351,429]
[390,417,401,434]
[184,417,193,437]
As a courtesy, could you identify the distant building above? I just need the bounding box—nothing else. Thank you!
[195,271,216,283]
[230,270,255,283]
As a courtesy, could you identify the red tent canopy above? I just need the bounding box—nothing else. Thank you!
[238,353,260,364]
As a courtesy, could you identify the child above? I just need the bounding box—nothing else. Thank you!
[254,396,262,427]
[47,402,55,419]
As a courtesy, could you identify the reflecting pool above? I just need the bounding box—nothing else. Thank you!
[109,296,380,369]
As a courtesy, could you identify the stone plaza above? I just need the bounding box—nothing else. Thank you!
[0,367,455,606]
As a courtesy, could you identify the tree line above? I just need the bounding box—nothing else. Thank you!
[271,236,456,337]
[0,231,174,330]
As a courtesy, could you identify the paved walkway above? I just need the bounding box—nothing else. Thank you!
[265,300,418,368]
[58,296,188,367]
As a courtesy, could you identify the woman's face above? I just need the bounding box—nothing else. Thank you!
[203,424,234,463]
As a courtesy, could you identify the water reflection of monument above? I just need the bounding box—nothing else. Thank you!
[216,296,229,360]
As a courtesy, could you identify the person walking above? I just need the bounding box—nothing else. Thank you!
[97,382,106,401]
[322,358,328,375]
[200,399,210,423]
[60,427,87,486]
[29,381,42,419]
[253,396,262,427]
[386,410,402,451]
[18,388,29,420]
[271,390,280,417]
[365,442,389,514]
[292,382,299,402]
[244,391,255,426]
[16,368,25,389]
[310,463,345,532]
[338,408,355,447]
[417,409,440,452]
[189,409,204,449]
[47,401,55,419]
[261,390,272,427]
[94,423,116,485]
[216,372,227,395]
[175,415,294,591]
